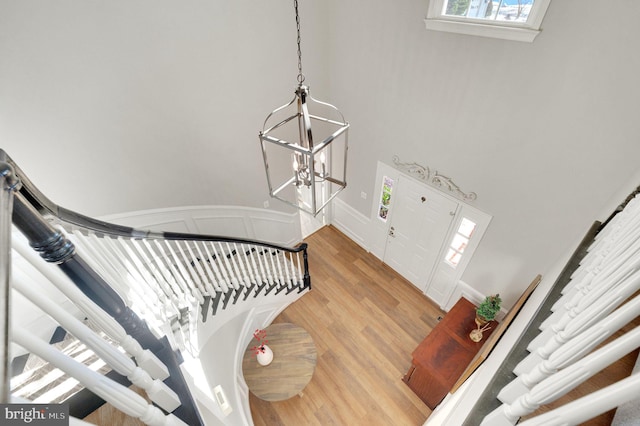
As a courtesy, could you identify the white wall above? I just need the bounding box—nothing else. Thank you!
[325,0,640,306]
[0,0,328,217]
[3,1,640,308]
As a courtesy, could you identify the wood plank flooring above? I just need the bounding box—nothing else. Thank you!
[248,225,441,426]
[84,225,441,425]
[82,224,639,425]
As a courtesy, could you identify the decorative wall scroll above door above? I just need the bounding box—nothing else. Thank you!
[392,155,477,202]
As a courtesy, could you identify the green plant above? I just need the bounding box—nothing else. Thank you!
[476,294,502,322]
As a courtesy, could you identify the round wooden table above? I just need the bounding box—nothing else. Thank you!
[242,322,317,401]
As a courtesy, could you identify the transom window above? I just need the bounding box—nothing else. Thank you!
[426,0,552,42]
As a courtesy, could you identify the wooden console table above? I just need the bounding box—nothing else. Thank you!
[242,322,317,401]
[403,297,497,409]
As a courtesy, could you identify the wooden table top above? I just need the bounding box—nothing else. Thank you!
[242,322,317,401]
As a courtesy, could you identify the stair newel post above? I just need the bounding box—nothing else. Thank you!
[300,243,311,289]
[10,191,204,425]
[0,160,20,403]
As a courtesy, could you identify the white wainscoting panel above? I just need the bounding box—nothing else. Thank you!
[331,198,370,251]
[100,206,301,247]
[250,214,301,247]
[193,215,250,239]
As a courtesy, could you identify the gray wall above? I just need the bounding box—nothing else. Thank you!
[0,0,328,215]
[325,0,640,303]
[2,0,639,306]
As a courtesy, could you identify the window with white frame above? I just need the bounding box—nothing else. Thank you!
[377,176,394,222]
[445,217,476,267]
[425,0,552,42]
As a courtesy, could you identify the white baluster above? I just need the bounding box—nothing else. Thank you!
[11,274,180,412]
[191,241,220,292]
[130,239,182,307]
[240,244,259,289]
[183,241,216,296]
[569,209,640,285]
[225,242,249,286]
[12,241,169,380]
[101,237,164,321]
[12,326,187,426]
[200,241,230,293]
[68,231,129,302]
[82,233,157,320]
[516,267,640,374]
[500,293,640,402]
[253,246,273,288]
[544,237,640,328]
[276,250,293,290]
[215,242,239,290]
[290,251,301,287]
[526,257,640,353]
[142,239,192,305]
[172,241,209,296]
[193,241,221,294]
[230,243,251,287]
[516,373,640,426]
[150,240,200,304]
[268,248,283,289]
[117,237,175,318]
[294,251,304,285]
[160,240,205,303]
[483,326,640,425]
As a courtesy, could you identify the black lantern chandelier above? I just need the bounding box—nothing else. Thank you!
[259,0,349,217]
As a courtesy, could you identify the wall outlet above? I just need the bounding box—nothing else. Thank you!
[360,191,367,199]
[263,200,269,208]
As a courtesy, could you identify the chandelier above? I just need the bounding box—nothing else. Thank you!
[259,0,349,217]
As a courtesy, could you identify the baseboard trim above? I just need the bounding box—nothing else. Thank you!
[446,281,508,321]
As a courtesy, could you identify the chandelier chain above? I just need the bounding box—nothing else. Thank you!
[294,0,305,84]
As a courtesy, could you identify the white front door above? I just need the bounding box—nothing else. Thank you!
[383,176,458,292]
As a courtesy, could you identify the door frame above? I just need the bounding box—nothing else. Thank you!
[367,161,492,309]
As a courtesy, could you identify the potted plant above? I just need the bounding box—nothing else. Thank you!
[476,294,502,324]
[470,294,501,342]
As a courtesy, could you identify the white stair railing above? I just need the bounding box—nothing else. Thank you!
[12,269,180,412]
[62,228,308,356]
[515,265,640,374]
[12,326,187,426]
[3,149,311,425]
[547,232,640,323]
[0,160,19,402]
[563,195,640,289]
[12,238,170,381]
[482,325,640,425]
[499,293,640,402]
[482,193,640,425]
[554,233,640,306]
[517,373,640,426]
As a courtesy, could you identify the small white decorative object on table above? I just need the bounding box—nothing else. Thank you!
[257,344,274,366]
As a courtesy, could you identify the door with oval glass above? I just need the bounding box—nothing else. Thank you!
[384,176,458,292]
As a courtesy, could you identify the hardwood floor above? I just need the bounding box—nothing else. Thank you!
[82,224,638,425]
[84,225,441,425]
[83,385,147,426]
[248,225,441,425]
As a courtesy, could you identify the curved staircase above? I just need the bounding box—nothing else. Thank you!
[1,149,311,425]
